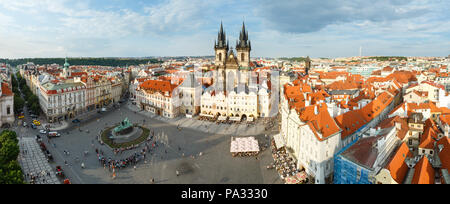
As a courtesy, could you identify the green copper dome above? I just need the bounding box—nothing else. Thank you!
[64,57,70,68]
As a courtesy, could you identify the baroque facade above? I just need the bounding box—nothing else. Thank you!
[200,22,271,121]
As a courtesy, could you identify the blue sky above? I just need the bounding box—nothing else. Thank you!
[0,0,449,58]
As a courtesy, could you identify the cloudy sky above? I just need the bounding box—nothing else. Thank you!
[0,0,449,58]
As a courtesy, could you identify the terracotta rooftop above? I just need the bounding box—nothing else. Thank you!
[1,83,13,96]
[419,119,441,149]
[411,156,435,184]
[139,79,178,97]
[439,114,450,125]
[438,137,450,171]
[386,142,413,184]
[298,104,341,141]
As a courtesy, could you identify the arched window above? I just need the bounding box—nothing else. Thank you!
[241,53,245,61]
[219,53,222,61]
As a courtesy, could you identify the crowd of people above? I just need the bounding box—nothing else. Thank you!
[96,131,160,173]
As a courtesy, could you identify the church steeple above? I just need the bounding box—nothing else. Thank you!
[237,21,250,50]
[236,21,251,68]
[215,21,228,50]
[215,21,228,67]
[63,57,70,69]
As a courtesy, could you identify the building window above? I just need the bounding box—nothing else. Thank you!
[7,106,11,115]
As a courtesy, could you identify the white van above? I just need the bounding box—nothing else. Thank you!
[48,132,61,138]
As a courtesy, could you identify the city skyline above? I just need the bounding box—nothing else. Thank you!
[0,0,449,58]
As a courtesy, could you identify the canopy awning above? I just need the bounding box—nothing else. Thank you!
[218,116,227,121]
[229,117,241,121]
[200,113,214,118]
[230,137,260,153]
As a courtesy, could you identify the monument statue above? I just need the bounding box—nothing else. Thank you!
[114,118,133,135]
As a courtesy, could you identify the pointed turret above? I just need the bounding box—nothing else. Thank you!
[215,21,228,50]
[237,21,250,50]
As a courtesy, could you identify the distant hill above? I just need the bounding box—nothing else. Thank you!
[0,58,162,67]
[280,57,308,62]
[365,56,407,61]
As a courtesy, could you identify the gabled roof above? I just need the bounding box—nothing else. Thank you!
[411,156,435,184]
[298,104,341,141]
[334,109,367,139]
[139,79,178,97]
[419,119,441,149]
[439,114,450,126]
[1,82,13,96]
[378,116,409,140]
[438,137,450,171]
[340,135,382,169]
[386,142,413,184]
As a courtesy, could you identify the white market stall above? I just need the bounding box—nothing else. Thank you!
[230,137,260,157]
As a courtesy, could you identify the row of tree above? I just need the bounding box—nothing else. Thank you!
[366,56,407,61]
[280,57,308,62]
[0,130,25,184]
[14,73,41,115]
[0,58,161,67]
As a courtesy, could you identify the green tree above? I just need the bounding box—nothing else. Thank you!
[14,95,25,113]
[0,130,24,184]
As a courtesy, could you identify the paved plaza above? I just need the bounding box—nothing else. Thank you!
[9,100,282,184]
[18,137,60,184]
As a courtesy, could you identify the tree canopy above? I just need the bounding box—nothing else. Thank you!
[0,58,161,67]
[0,130,25,184]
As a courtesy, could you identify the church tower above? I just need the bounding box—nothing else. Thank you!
[214,22,229,67]
[62,57,71,78]
[305,56,311,76]
[236,22,251,68]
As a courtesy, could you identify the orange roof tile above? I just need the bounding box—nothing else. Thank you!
[139,79,178,97]
[438,137,450,171]
[439,114,450,125]
[386,142,413,184]
[1,83,13,96]
[298,104,341,140]
[419,119,441,149]
[411,156,435,184]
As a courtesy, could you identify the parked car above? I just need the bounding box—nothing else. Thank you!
[23,122,27,127]
[39,130,47,134]
[33,120,41,126]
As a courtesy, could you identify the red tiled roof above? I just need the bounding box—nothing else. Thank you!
[298,104,341,140]
[386,142,413,184]
[438,137,450,171]
[439,114,450,125]
[139,80,178,97]
[377,116,409,140]
[386,71,418,84]
[419,119,441,149]
[411,156,435,184]
[1,83,13,96]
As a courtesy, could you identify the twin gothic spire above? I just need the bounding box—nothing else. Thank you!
[215,21,251,51]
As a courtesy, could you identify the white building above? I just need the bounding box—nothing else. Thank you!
[39,81,86,122]
[0,82,14,127]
